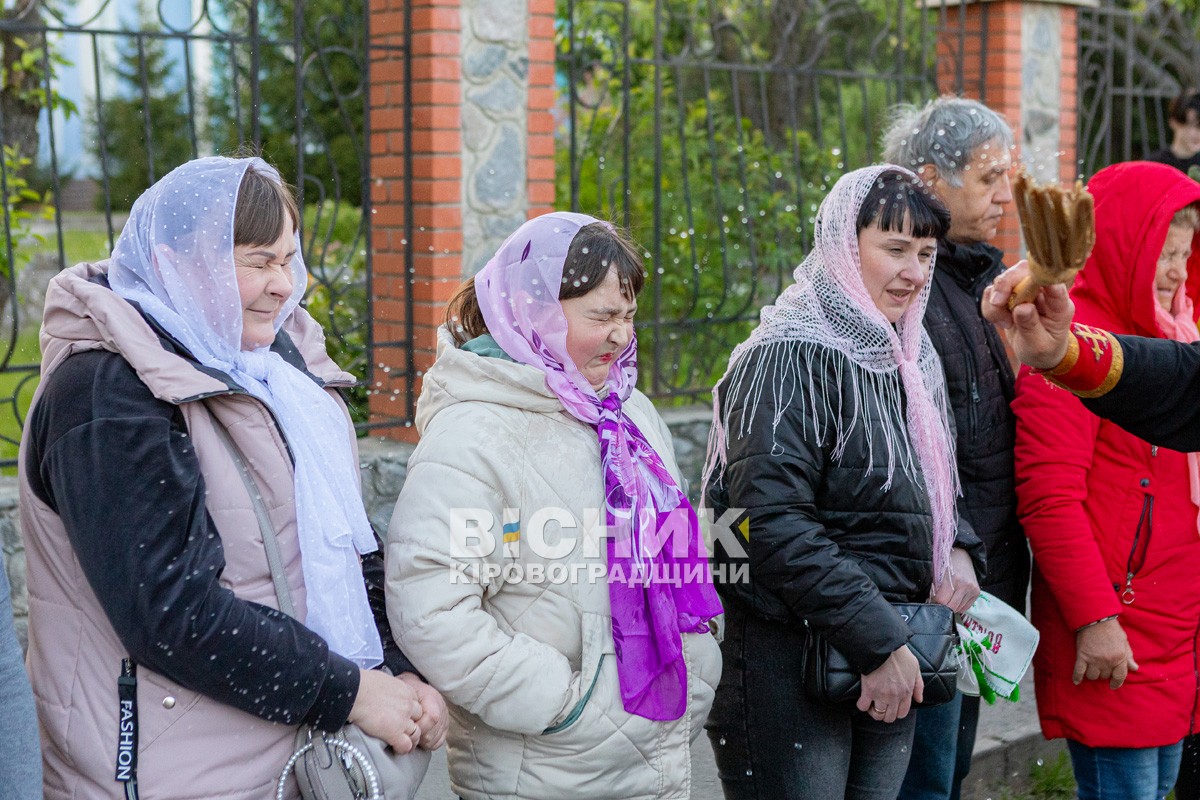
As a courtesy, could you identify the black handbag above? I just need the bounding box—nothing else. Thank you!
[802,602,958,708]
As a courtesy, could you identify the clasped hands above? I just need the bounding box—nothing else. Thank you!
[858,549,979,723]
[348,667,449,753]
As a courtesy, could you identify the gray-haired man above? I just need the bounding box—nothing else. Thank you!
[882,96,1031,800]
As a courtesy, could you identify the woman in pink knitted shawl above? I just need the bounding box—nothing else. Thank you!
[703,165,984,800]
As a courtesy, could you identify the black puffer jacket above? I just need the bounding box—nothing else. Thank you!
[922,239,1030,610]
[707,341,984,674]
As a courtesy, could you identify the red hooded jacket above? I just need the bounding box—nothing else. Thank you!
[1013,162,1200,747]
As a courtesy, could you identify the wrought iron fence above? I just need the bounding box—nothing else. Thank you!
[1077,0,1200,179]
[0,0,411,466]
[556,0,991,403]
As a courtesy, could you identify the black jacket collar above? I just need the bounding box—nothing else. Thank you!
[937,238,1006,293]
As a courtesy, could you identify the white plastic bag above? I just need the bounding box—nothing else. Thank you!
[955,591,1039,703]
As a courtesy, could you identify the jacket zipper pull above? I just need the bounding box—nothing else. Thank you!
[1152,445,1159,457]
[970,381,981,404]
[1122,573,1136,605]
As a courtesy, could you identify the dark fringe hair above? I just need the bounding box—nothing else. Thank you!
[856,168,952,240]
[1170,89,1200,125]
[445,221,646,346]
[233,161,301,247]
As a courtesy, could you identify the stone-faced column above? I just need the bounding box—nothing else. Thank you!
[461,0,555,273]
[461,0,529,274]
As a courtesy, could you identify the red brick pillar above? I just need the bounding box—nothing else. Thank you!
[368,1,557,439]
[528,0,557,218]
[938,0,1082,259]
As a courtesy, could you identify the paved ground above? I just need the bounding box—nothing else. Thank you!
[414,672,1050,799]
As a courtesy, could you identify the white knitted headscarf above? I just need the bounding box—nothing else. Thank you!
[109,156,383,668]
[703,164,960,584]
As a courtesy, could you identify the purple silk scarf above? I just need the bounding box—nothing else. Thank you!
[474,211,722,721]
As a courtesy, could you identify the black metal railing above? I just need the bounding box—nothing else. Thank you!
[1077,0,1200,180]
[556,0,990,403]
[0,0,411,466]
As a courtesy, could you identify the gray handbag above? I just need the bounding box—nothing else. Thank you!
[280,724,431,800]
[210,424,430,800]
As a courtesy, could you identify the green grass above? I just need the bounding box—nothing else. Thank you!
[0,328,44,469]
[1027,752,1075,799]
[992,752,1075,800]
[0,219,114,470]
[40,214,116,267]
[58,228,114,266]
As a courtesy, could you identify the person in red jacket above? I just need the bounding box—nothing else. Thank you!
[1012,161,1200,800]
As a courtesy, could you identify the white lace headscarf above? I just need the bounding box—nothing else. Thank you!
[703,164,960,584]
[109,156,383,668]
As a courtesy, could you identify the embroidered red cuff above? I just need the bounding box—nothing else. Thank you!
[1034,324,1124,398]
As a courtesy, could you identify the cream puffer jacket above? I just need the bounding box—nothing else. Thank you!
[386,327,721,799]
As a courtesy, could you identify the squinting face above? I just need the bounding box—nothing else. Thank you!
[1155,223,1193,313]
[1170,110,1200,159]
[858,221,937,324]
[234,219,297,350]
[560,266,637,389]
[926,139,1013,245]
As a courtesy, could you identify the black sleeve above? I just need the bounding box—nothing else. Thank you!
[943,394,987,579]
[953,503,986,581]
[362,548,420,679]
[26,350,359,730]
[1083,335,1200,453]
[718,347,911,674]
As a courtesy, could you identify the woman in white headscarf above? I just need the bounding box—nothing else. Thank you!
[703,165,984,800]
[18,156,445,799]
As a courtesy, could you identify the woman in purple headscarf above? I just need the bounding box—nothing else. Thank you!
[385,213,723,799]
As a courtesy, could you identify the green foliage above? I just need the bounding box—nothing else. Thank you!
[89,6,193,209]
[207,0,365,207]
[815,77,895,171]
[0,5,74,283]
[0,34,76,117]
[300,200,369,424]
[558,7,841,398]
[560,80,839,398]
[556,0,968,398]
[0,144,53,279]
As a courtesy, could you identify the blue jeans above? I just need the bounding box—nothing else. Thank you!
[707,603,916,800]
[897,692,980,800]
[0,553,41,798]
[1067,739,1183,800]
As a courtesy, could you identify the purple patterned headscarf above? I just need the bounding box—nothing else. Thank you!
[474,211,722,721]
